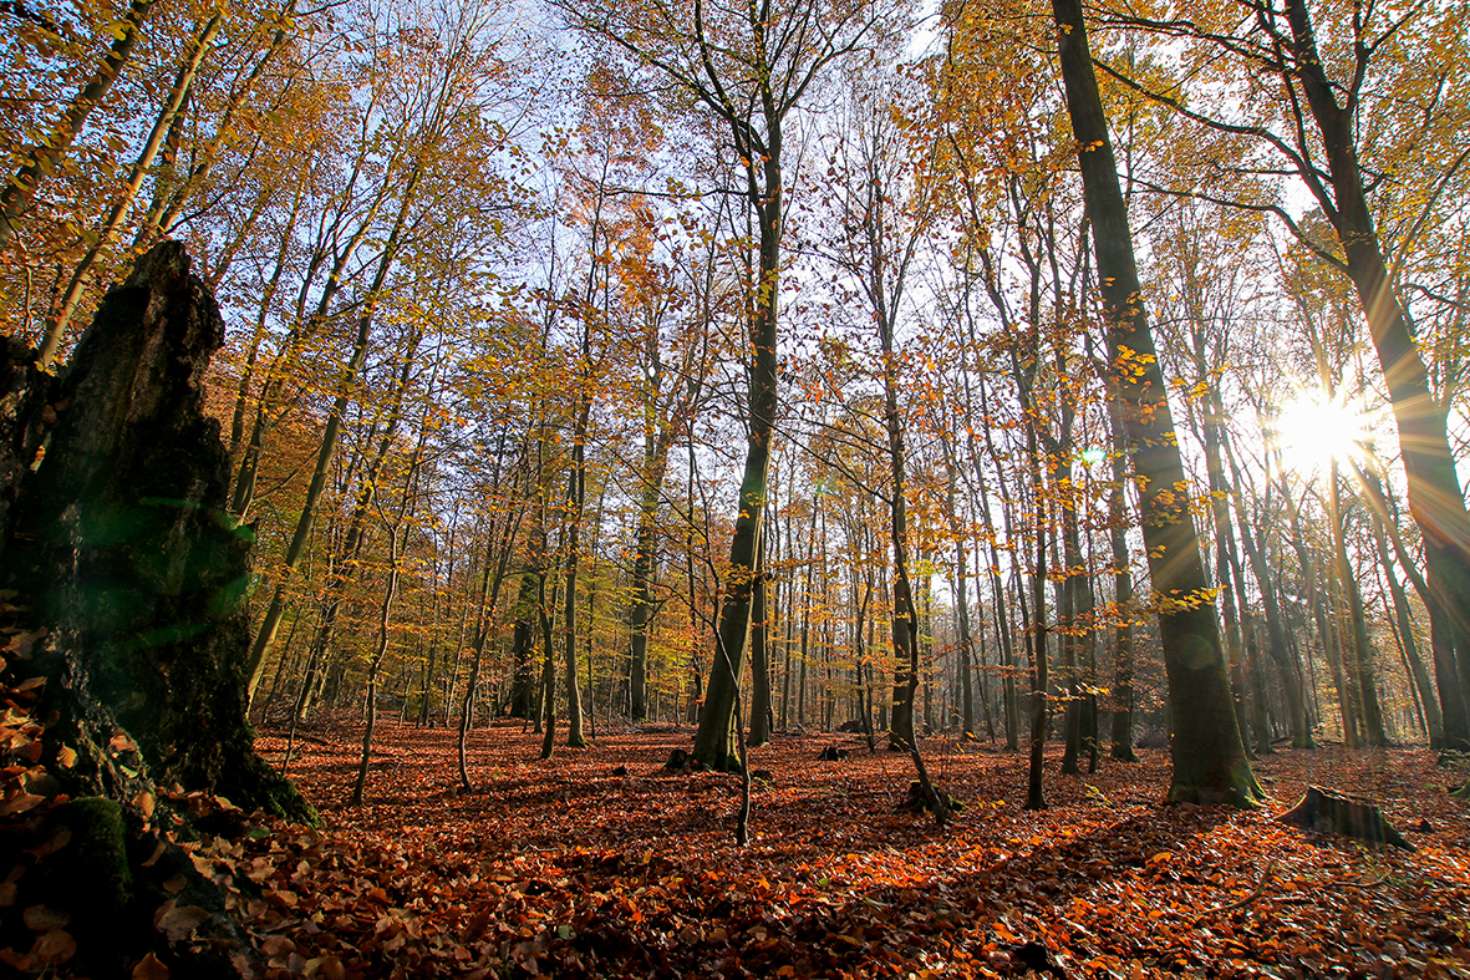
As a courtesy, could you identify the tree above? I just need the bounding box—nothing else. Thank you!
[1049,0,1261,805]
[0,0,157,250]
[1092,0,1470,748]
[561,0,901,770]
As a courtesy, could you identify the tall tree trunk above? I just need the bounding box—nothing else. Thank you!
[563,423,587,749]
[749,543,773,746]
[138,1,299,242]
[538,563,557,760]
[508,572,540,719]
[1327,465,1388,746]
[1370,506,1442,744]
[1059,487,1093,775]
[1194,384,1255,755]
[1052,0,1259,804]
[457,492,521,791]
[692,152,782,770]
[1104,399,1139,761]
[1025,449,1049,811]
[354,517,409,806]
[627,466,662,721]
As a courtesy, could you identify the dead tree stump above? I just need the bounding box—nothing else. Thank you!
[0,243,311,976]
[1279,786,1413,850]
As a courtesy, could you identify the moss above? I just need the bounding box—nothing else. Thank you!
[1167,755,1266,809]
[223,755,318,826]
[1167,779,1266,809]
[260,780,319,826]
[52,797,133,917]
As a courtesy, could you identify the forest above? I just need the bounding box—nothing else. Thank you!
[0,0,1468,974]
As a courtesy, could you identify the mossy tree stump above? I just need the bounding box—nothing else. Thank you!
[1279,785,1413,850]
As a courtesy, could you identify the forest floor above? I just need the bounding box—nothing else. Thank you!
[211,722,1470,977]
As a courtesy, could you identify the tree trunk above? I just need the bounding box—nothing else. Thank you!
[563,435,587,749]
[1025,452,1049,811]
[353,521,405,806]
[749,547,773,746]
[0,0,157,249]
[691,157,782,770]
[1328,464,1387,746]
[1105,399,1138,761]
[1052,0,1259,805]
[36,9,224,369]
[1283,0,1470,749]
[458,496,520,791]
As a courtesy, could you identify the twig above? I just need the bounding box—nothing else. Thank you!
[1189,858,1279,926]
[1327,871,1392,889]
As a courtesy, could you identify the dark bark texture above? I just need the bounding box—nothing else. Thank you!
[2,241,304,816]
[0,242,311,974]
[1279,786,1413,850]
[1051,0,1260,806]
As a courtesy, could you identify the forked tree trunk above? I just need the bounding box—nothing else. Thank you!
[692,160,783,770]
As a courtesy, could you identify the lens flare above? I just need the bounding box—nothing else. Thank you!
[1272,390,1368,476]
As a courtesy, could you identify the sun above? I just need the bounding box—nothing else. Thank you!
[1272,389,1369,477]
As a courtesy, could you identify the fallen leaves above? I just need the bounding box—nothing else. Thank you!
[154,901,211,943]
[185,723,1470,977]
[131,951,170,979]
[30,928,75,967]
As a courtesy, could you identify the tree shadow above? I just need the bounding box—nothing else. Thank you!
[719,805,1238,975]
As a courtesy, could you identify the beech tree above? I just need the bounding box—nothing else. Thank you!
[1049,0,1262,805]
[559,0,903,770]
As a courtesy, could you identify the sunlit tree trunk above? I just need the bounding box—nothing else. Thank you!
[0,0,157,249]
[37,8,224,369]
[538,553,558,760]
[244,155,424,704]
[137,1,300,242]
[458,462,522,790]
